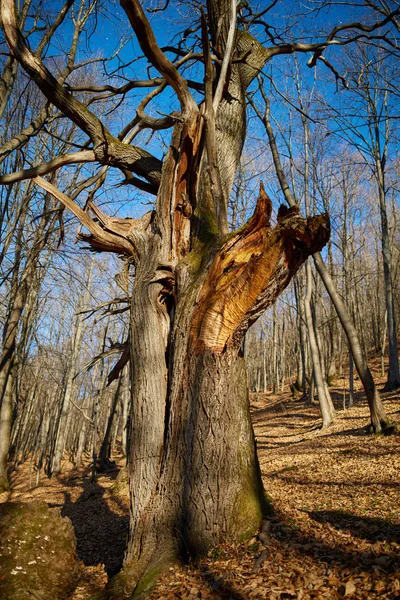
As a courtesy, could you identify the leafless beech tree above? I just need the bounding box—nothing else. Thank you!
[1,0,399,595]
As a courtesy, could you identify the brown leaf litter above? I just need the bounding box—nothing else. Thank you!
[0,370,399,599]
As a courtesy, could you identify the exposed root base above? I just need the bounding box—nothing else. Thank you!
[365,420,397,435]
[103,551,175,600]
[0,475,9,493]
[382,380,400,393]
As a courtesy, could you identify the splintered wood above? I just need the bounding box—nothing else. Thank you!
[191,185,330,353]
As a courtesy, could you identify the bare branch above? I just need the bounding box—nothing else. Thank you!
[70,399,94,425]
[115,176,158,195]
[0,0,163,187]
[0,150,96,184]
[120,0,198,115]
[0,103,51,166]
[266,8,400,65]
[312,55,348,89]
[213,0,236,112]
[75,341,128,377]
[32,176,135,256]
[77,297,129,319]
[107,343,130,385]
[325,7,400,42]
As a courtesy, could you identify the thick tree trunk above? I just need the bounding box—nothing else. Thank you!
[0,3,329,595]
[106,181,329,597]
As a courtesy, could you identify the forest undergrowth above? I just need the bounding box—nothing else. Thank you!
[1,361,399,600]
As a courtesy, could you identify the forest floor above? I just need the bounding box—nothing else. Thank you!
[1,368,400,599]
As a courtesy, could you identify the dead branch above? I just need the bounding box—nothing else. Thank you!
[0,0,163,187]
[107,343,130,385]
[0,150,96,184]
[75,341,129,379]
[121,0,198,115]
[33,176,135,256]
[70,398,94,424]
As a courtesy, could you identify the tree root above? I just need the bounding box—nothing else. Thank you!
[365,420,397,435]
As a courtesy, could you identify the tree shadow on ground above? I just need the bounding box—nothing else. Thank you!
[198,569,247,599]
[60,475,129,575]
[272,473,399,490]
[267,511,399,573]
[189,509,400,600]
[328,389,367,411]
[308,510,400,544]
[251,405,317,424]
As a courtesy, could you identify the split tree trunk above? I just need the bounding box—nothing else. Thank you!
[106,176,329,597]
[0,1,330,594]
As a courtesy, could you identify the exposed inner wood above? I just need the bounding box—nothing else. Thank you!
[191,184,330,353]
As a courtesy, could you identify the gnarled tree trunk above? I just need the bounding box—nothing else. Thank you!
[107,144,329,597]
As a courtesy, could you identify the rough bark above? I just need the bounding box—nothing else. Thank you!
[106,183,329,597]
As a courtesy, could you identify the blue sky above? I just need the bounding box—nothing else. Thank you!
[21,0,399,225]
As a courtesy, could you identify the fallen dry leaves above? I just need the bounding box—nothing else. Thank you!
[1,365,399,600]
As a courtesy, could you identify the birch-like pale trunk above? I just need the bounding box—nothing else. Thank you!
[304,259,335,427]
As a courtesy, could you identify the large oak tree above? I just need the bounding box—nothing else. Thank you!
[1,0,398,596]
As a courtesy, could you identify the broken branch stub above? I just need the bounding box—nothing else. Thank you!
[191,184,330,353]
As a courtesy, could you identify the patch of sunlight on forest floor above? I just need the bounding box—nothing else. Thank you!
[1,358,399,599]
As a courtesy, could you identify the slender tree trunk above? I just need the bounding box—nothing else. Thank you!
[272,304,278,394]
[121,366,130,459]
[98,373,122,472]
[313,253,389,431]
[294,276,307,395]
[51,261,93,475]
[376,161,400,390]
[348,351,354,408]
[304,259,334,427]
[0,368,13,490]
[260,93,390,433]
[381,313,387,377]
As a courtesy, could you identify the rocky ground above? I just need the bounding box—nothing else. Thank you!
[1,370,399,599]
